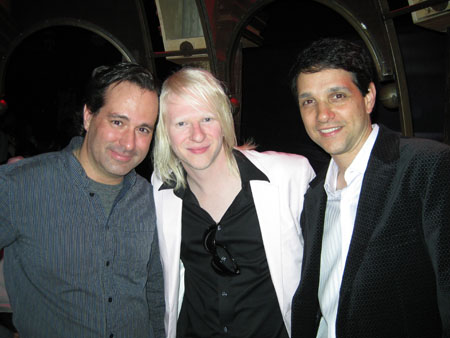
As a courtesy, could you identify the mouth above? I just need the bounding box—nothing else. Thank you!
[188,146,209,154]
[319,126,341,135]
[110,149,134,162]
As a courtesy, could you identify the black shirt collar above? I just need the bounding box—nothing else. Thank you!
[233,149,269,184]
[159,149,269,197]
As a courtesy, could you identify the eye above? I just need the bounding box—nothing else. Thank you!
[138,127,151,134]
[331,93,346,100]
[203,117,212,122]
[176,121,186,127]
[112,120,123,126]
[300,98,315,107]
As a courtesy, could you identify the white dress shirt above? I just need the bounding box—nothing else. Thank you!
[317,124,379,338]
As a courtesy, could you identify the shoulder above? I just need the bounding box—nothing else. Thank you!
[376,125,450,162]
[397,137,450,170]
[134,174,153,193]
[150,171,179,202]
[0,152,66,203]
[400,136,450,154]
[372,130,450,189]
[150,171,164,191]
[239,149,313,169]
[0,151,63,179]
[238,149,315,183]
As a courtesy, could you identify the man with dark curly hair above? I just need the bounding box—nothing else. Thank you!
[290,37,450,338]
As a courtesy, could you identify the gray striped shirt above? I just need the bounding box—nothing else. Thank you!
[0,137,165,338]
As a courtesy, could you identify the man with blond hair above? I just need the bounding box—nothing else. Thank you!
[152,67,315,337]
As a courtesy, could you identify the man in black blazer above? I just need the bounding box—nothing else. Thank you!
[290,37,450,338]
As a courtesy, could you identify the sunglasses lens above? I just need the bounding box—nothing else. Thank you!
[203,224,240,276]
[212,245,240,275]
[203,227,216,253]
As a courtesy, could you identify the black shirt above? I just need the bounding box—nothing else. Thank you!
[174,151,289,338]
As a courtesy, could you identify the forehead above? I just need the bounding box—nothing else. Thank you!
[97,81,158,123]
[165,93,216,118]
[104,81,144,102]
[297,68,356,93]
[104,81,157,108]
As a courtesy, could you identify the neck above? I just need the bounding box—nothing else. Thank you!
[185,152,241,223]
[333,123,373,188]
[185,152,233,194]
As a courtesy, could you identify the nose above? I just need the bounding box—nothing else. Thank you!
[190,122,206,142]
[316,102,335,123]
[119,129,136,151]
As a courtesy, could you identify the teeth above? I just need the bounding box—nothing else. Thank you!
[321,127,340,133]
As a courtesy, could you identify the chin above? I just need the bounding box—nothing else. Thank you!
[185,161,213,171]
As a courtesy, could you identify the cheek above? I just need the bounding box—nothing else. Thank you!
[93,123,116,141]
[211,128,223,139]
[208,123,223,138]
[300,112,315,129]
[168,129,185,148]
[136,137,152,152]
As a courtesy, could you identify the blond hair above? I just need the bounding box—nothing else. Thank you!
[153,67,242,190]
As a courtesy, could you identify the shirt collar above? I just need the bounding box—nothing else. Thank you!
[160,149,269,197]
[324,124,379,193]
[234,149,269,184]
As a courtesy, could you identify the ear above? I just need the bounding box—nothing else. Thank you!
[364,82,376,114]
[83,105,93,132]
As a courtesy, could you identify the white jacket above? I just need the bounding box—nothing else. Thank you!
[151,149,315,338]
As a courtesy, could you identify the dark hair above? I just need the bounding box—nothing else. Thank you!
[84,62,159,115]
[289,38,374,97]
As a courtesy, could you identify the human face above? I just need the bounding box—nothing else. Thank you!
[79,81,158,185]
[165,94,224,173]
[297,68,376,168]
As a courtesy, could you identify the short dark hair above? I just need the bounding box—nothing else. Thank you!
[289,38,374,97]
[84,62,159,115]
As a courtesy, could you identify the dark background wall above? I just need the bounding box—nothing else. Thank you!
[239,0,446,172]
[0,0,447,177]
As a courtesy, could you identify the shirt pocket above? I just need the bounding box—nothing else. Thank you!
[113,226,155,280]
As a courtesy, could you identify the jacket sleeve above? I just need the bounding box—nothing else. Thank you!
[421,147,450,335]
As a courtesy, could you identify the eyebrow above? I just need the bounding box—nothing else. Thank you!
[327,86,350,93]
[109,113,129,121]
[298,92,311,100]
[109,113,154,130]
[298,86,351,99]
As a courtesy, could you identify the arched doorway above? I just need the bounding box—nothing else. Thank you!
[223,0,446,172]
[2,25,122,159]
[239,0,362,172]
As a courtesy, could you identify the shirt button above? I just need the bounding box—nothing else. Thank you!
[110,334,114,338]
[217,225,222,231]
[224,326,228,333]
[89,192,94,197]
[106,261,110,267]
[108,297,112,303]
[221,291,227,297]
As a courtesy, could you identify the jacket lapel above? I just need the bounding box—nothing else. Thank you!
[250,181,284,306]
[292,171,327,336]
[338,126,400,312]
[154,183,183,338]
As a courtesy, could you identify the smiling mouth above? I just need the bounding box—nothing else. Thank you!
[110,150,134,162]
[319,126,341,134]
[189,146,209,154]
